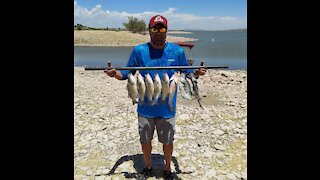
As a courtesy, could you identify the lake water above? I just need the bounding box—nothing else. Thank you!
[74,31,247,70]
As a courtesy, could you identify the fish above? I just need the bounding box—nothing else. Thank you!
[189,75,204,109]
[126,73,138,105]
[179,73,192,100]
[161,73,170,103]
[136,73,146,105]
[168,71,180,112]
[152,73,162,105]
[145,73,154,106]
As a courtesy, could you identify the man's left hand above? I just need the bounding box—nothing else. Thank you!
[195,68,207,78]
[198,68,207,76]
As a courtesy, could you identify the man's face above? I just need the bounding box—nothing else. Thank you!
[149,24,167,45]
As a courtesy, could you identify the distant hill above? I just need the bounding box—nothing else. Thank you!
[184,28,247,32]
[221,28,247,32]
[74,24,124,31]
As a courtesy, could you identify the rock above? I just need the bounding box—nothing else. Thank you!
[214,144,226,150]
[205,168,216,178]
[179,114,190,120]
[202,150,214,158]
[86,170,94,176]
[226,173,237,180]
[172,151,180,157]
[216,175,226,180]
[213,129,225,135]
[215,151,224,158]
[175,125,182,133]
[241,172,247,180]
[95,176,106,180]
[102,169,110,175]
[110,175,123,180]
[200,114,210,120]
[234,128,244,134]
[74,175,87,180]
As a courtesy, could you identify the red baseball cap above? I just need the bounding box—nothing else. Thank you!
[149,15,168,28]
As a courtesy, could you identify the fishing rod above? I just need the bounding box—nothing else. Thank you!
[84,65,228,71]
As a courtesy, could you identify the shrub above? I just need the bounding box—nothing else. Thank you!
[123,16,147,34]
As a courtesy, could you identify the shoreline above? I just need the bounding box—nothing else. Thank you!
[74,67,247,179]
[74,30,197,47]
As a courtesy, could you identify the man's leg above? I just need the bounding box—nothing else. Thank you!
[156,117,176,171]
[163,143,173,171]
[142,142,152,169]
[138,116,155,169]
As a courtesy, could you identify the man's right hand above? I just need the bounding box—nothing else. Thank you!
[104,68,117,77]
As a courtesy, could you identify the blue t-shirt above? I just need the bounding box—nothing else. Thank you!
[120,42,194,118]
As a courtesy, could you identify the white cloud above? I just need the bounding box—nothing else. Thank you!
[74,1,246,30]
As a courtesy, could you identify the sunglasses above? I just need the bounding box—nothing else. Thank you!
[150,27,167,33]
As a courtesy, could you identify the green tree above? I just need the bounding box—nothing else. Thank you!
[76,24,82,30]
[123,16,146,33]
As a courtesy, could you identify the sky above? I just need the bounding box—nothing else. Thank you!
[74,0,247,30]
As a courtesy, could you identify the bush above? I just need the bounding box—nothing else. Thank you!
[123,16,147,34]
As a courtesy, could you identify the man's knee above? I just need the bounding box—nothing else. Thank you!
[138,116,154,144]
[158,127,175,144]
[157,119,175,144]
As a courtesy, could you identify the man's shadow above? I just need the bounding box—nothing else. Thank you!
[103,153,192,179]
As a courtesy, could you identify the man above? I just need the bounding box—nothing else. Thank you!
[105,15,206,179]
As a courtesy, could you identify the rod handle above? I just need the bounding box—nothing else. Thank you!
[107,60,112,68]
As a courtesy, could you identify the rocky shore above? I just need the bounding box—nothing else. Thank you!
[74,30,197,47]
[74,67,247,180]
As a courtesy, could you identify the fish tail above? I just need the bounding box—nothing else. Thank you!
[151,100,157,106]
[169,105,174,112]
[198,99,204,109]
[140,98,145,105]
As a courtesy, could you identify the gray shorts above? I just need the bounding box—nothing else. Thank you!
[138,115,176,145]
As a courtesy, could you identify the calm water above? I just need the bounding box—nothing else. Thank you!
[74,31,247,70]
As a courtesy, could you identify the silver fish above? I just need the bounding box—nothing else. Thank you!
[127,73,138,105]
[152,74,162,105]
[189,75,204,109]
[168,72,180,112]
[145,73,154,105]
[179,73,192,100]
[161,73,170,103]
[136,73,146,105]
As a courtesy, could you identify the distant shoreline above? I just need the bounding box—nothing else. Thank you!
[74,30,197,47]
